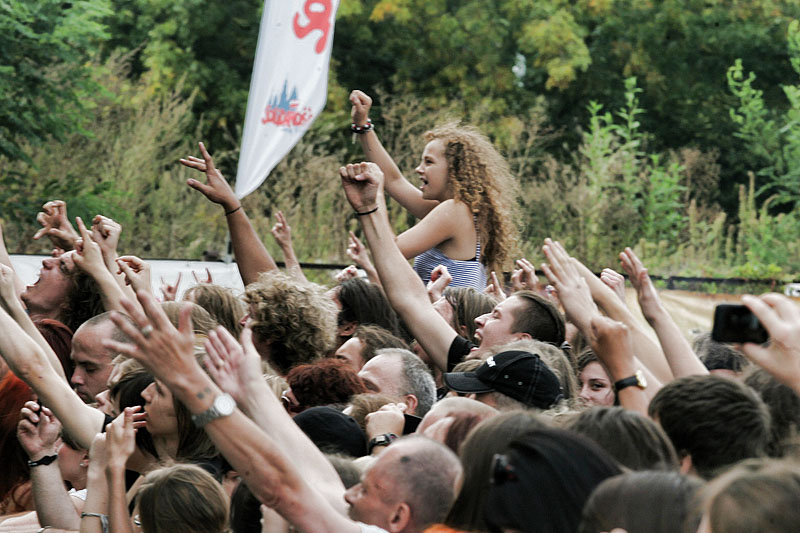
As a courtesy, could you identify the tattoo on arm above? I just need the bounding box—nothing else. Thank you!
[196,386,212,400]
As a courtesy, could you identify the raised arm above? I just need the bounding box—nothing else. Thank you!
[340,162,457,372]
[0,264,67,380]
[181,142,278,286]
[33,200,80,252]
[350,90,439,219]
[203,325,345,508]
[91,215,136,301]
[72,217,133,315]
[620,247,708,378]
[541,239,662,399]
[740,293,800,396]
[569,251,673,384]
[270,211,308,283]
[589,316,650,416]
[346,231,381,287]
[0,223,25,298]
[102,294,359,533]
[18,403,82,530]
[0,302,106,450]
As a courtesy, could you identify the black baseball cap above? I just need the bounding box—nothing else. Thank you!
[442,350,564,409]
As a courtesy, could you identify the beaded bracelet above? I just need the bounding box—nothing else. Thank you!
[351,118,374,134]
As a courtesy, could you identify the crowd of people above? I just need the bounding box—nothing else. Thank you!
[1,89,799,533]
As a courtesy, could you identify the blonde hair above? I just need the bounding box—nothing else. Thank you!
[245,272,337,375]
[425,122,519,273]
[184,283,246,337]
[137,463,228,533]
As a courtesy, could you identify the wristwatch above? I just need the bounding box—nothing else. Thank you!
[191,393,237,427]
[368,433,398,454]
[614,370,647,392]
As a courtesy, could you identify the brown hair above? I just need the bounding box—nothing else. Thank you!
[160,301,219,337]
[184,283,246,338]
[425,122,519,273]
[137,463,228,533]
[700,459,800,533]
[245,272,337,375]
[509,291,565,345]
[346,393,395,433]
[443,287,497,343]
[353,324,409,363]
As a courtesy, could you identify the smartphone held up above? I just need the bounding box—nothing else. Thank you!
[712,304,769,344]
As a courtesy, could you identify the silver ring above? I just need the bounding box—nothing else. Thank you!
[141,324,154,338]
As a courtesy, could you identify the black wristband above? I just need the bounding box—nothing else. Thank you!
[355,206,379,217]
[28,454,58,467]
[225,205,242,216]
[368,433,398,454]
[351,118,374,134]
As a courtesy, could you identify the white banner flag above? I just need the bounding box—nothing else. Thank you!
[234,0,339,199]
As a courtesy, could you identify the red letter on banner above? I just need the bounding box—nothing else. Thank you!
[293,0,332,54]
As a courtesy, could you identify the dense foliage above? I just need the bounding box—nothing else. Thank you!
[1,0,798,281]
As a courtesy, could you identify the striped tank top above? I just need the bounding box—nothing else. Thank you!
[412,223,487,289]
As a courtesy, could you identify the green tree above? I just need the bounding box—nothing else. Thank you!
[0,0,111,162]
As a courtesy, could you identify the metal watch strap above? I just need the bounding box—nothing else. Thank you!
[191,393,236,427]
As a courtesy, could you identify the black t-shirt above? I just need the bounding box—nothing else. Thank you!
[447,335,476,371]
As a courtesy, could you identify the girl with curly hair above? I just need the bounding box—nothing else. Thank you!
[350,90,518,288]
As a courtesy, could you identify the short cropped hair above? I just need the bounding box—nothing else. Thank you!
[744,367,800,457]
[385,437,462,530]
[245,272,337,375]
[376,348,436,417]
[509,291,565,345]
[648,375,771,478]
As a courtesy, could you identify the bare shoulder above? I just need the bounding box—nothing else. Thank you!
[429,199,472,218]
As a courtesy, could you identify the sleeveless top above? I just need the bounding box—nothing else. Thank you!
[413,219,487,289]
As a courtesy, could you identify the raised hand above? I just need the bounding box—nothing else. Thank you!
[427,264,452,302]
[72,217,109,275]
[0,263,20,312]
[271,211,293,250]
[180,142,240,213]
[741,293,800,394]
[335,265,359,283]
[33,200,80,251]
[116,256,152,294]
[485,271,507,301]
[510,258,540,294]
[541,238,599,336]
[160,272,182,301]
[102,293,197,391]
[17,401,61,460]
[106,407,139,471]
[203,326,263,406]
[346,231,368,266]
[600,268,627,304]
[365,403,405,453]
[339,162,383,213]
[618,248,661,321]
[192,267,213,285]
[91,215,122,261]
[349,90,373,126]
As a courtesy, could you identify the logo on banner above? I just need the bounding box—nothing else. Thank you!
[293,0,333,54]
[260,81,314,130]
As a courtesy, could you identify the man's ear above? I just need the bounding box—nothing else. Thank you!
[402,394,419,417]
[387,501,412,533]
[679,453,695,476]
[516,332,532,341]
[80,452,90,468]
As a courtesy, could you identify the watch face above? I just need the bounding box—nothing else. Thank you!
[215,394,237,416]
